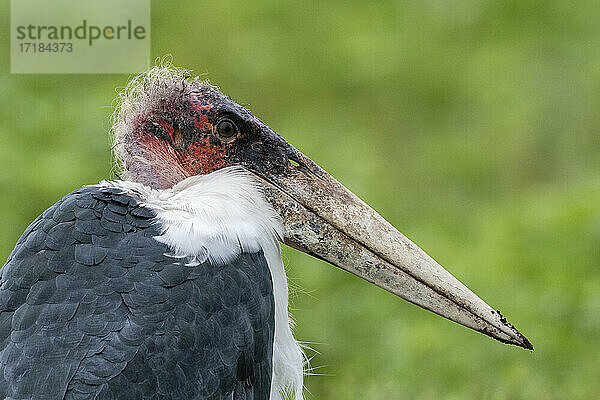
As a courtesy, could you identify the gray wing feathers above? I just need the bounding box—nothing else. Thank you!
[0,186,275,399]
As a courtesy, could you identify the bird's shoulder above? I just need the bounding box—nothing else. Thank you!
[0,185,275,400]
[0,185,162,399]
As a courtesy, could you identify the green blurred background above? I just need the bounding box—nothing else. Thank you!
[1,1,599,398]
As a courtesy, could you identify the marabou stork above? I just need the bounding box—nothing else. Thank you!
[0,66,532,400]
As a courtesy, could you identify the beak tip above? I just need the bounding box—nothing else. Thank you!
[515,330,534,351]
[522,337,534,351]
[483,326,533,350]
[493,309,534,350]
[506,330,534,350]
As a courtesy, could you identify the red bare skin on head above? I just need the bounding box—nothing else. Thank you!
[143,122,229,180]
[181,138,228,175]
[175,100,230,175]
[157,119,185,148]
[127,95,242,188]
[188,102,213,131]
[142,135,190,188]
[157,119,174,137]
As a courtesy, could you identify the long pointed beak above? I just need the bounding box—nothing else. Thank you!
[247,141,532,350]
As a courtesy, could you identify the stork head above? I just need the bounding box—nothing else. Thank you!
[113,66,532,350]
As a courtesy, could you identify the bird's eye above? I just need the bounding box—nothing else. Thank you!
[215,118,238,139]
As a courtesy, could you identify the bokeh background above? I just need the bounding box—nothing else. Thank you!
[1,1,599,398]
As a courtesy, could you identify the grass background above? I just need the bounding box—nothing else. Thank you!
[1,1,599,398]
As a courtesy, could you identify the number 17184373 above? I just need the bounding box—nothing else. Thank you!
[18,42,73,52]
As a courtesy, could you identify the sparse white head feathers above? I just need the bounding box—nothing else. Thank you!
[111,65,213,188]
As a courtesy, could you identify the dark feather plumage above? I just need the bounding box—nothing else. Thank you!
[0,186,274,399]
